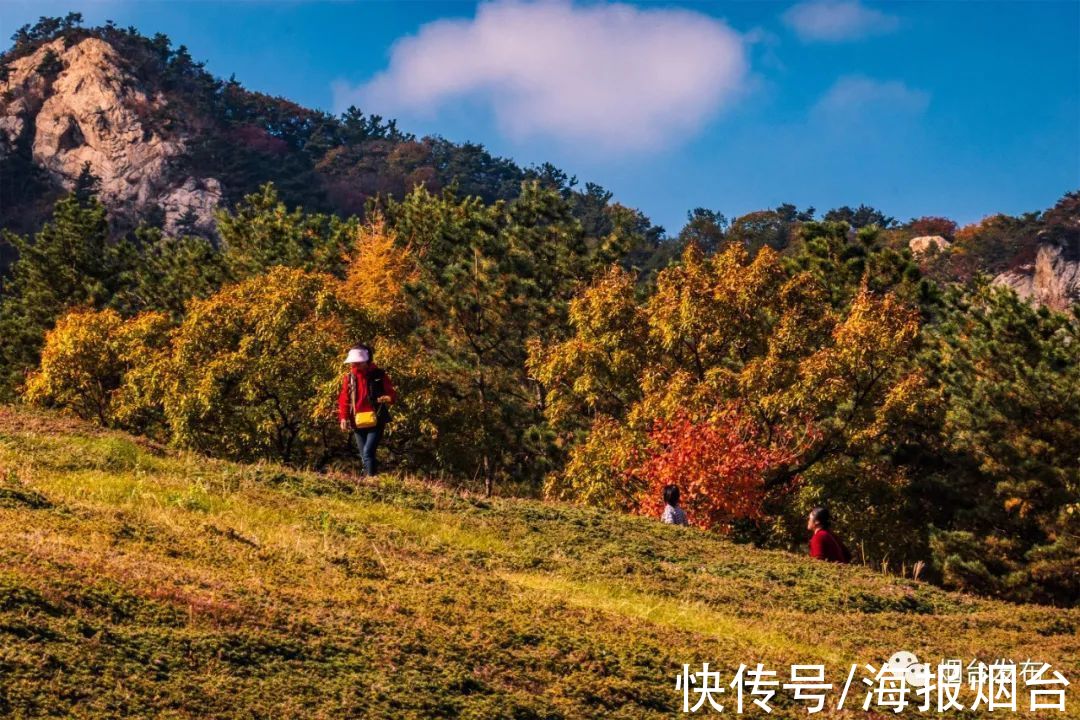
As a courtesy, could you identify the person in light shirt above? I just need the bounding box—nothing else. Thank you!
[660,484,689,526]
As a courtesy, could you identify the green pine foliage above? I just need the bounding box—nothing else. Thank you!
[0,193,132,398]
[126,226,227,320]
[216,183,356,280]
[923,281,1079,604]
[384,181,640,493]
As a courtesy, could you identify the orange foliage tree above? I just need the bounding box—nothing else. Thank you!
[339,215,418,329]
[531,231,930,550]
[633,408,804,532]
[907,216,957,240]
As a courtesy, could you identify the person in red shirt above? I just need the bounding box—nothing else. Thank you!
[807,506,850,563]
[337,344,397,476]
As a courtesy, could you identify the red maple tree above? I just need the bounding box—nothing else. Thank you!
[633,407,803,533]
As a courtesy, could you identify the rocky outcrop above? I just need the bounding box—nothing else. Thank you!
[0,37,220,233]
[994,242,1080,312]
[909,235,950,256]
[159,176,223,235]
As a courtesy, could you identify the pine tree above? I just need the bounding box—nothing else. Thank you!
[216,182,354,280]
[924,281,1080,603]
[128,225,226,319]
[73,161,101,205]
[0,193,134,397]
[385,181,636,493]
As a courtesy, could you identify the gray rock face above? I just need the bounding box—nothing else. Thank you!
[908,235,950,256]
[994,242,1080,312]
[0,37,221,234]
[160,177,223,235]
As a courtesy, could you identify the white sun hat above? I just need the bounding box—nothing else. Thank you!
[343,347,370,364]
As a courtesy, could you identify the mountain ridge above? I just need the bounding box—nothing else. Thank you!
[0,22,632,240]
[2,19,1077,309]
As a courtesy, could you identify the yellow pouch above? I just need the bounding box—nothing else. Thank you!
[354,410,378,429]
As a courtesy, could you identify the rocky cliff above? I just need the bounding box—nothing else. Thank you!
[991,196,1080,311]
[994,240,1080,312]
[908,234,951,257]
[0,37,221,234]
[0,25,537,242]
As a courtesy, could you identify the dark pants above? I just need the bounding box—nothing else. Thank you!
[352,424,384,476]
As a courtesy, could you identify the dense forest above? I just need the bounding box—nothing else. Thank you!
[1,17,1077,607]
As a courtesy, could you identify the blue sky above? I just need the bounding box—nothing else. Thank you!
[3,1,1077,234]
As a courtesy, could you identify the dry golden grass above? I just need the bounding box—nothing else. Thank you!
[0,405,1076,718]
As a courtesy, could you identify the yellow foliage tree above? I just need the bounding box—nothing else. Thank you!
[162,267,373,465]
[544,414,644,510]
[339,215,418,329]
[110,311,176,434]
[530,241,931,551]
[527,265,648,430]
[25,307,171,427]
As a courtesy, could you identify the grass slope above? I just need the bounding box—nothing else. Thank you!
[0,406,1076,719]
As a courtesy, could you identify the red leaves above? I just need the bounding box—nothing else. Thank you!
[631,406,800,533]
[908,216,957,240]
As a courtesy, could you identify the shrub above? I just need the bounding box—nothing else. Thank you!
[632,409,799,532]
[161,267,372,465]
[24,307,170,426]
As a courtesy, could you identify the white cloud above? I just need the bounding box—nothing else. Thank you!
[782,0,899,42]
[333,0,748,152]
[812,75,929,123]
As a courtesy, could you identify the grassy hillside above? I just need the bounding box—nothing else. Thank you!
[0,406,1075,719]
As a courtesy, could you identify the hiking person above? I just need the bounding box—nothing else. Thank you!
[807,506,850,563]
[337,344,397,477]
[660,484,689,526]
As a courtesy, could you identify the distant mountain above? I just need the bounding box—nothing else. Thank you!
[1,18,1076,309]
[0,19,656,245]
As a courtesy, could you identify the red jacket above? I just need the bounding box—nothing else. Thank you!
[809,529,850,563]
[337,365,397,421]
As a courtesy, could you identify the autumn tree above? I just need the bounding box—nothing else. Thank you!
[339,215,418,329]
[544,415,645,509]
[907,216,957,240]
[527,265,649,430]
[947,213,1041,281]
[533,240,929,555]
[633,408,802,533]
[24,307,171,427]
[161,267,372,465]
[0,192,137,398]
[528,266,650,506]
[24,307,124,424]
